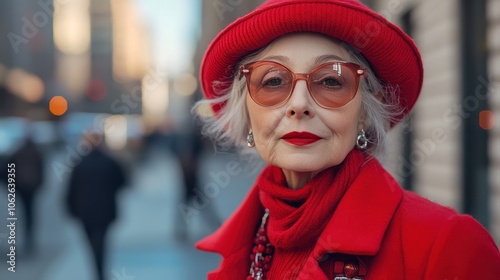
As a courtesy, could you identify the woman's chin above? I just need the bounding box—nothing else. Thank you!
[273,156,341,174]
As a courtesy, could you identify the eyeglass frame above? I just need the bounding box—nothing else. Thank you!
[239,60,367,109]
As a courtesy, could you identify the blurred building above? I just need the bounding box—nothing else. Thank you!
[0,0,149,118]
[0,0,55,118]
[369,0,500,245]
[0,0,153,154]
[55,0,148,115]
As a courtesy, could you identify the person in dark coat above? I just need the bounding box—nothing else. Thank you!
[173,117,222,240]
[7,135,44,254]
[66,132,126,280]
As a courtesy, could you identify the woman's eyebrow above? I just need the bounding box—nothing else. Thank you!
[258,54,347,67]
[314,54,346,64]
[260,55,290,63]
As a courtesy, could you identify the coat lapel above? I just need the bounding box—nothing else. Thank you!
[298,159,404,279]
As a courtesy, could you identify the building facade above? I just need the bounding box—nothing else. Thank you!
[372,0,499,245]
[0,0,147,117]
[0,0,55,118]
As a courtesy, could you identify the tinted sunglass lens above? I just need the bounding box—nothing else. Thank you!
[309,63,357,108]
[248,64,292,106]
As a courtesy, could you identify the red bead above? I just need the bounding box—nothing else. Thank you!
[258,236,267,244]
[248,209,274,280]
[343,261,359,278]
[263,263,271,271]
[265,246,274,254]
[257,244,265,253]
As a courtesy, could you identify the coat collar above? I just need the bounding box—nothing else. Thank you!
[196,159,403,279]
[312,159,403,257]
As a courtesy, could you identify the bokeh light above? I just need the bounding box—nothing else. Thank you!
[479,110,495,130]
[53,0,91,55]
[173,73,198,96]
[5,68,45,103]
[49,96,68,116]
[105,115,127,150]
[86,79,108,101]
[142,74,169,116]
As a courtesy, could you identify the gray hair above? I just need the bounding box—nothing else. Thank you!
[193,40,402,162]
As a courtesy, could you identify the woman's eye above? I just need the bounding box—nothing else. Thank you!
[260,69,289,88]
[315,76,344,89]
[324,77,342,86]
[263,77,283,87]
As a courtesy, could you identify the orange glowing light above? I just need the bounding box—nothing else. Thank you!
[49,96,68,116]
[479,110,495,130]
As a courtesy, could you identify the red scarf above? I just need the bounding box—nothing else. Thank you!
[258,149,364,278]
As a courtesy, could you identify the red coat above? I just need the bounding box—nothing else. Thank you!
[196,160,500,279]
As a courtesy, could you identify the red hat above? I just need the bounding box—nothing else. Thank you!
[200,0,423,125]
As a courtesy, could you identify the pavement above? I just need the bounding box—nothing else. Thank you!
[0,144,260,280]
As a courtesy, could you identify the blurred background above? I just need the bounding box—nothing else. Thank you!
[0,0,498,279]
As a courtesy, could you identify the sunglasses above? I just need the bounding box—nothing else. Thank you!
[239,61,366,108]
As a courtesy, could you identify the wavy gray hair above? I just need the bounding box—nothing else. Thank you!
[194,39,402,162]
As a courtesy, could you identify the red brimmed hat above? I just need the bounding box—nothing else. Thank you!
[200,0,423,125]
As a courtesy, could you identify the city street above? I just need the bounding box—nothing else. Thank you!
[1,0,500,278]
[0,144,260,280]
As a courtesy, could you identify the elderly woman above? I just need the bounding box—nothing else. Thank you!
[195,0,500,279]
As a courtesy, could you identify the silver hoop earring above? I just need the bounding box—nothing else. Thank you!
[356,129,368,150]
[247,130,255,148]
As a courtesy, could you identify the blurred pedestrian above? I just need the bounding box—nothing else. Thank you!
[194,0,500,278]
[6,134,44,255]
[66,132,127,280]
[172,119,221,240]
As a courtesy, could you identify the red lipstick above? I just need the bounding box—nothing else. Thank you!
[282,131,321,146]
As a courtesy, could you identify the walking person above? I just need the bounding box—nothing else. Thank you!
[7,134,44,255]
[172,120,221,240]
[66,132,127,280]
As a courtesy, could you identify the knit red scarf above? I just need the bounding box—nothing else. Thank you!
[258,149,364,250]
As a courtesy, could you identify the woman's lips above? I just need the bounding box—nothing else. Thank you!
[282,131,322,146]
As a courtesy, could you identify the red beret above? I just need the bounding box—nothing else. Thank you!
[200,0,423,125]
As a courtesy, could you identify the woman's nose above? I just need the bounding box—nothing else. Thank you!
[286,80,315,118]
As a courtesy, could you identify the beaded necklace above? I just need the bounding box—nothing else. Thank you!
[247,209,274,280]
